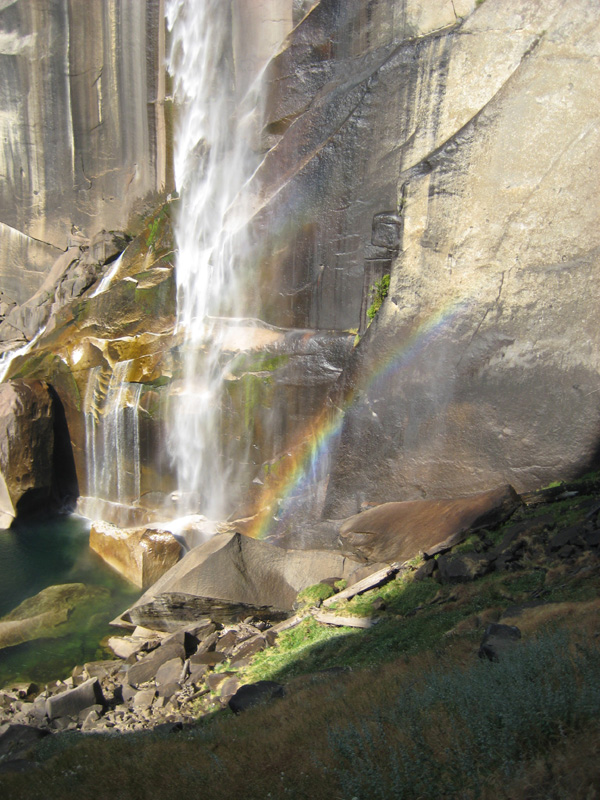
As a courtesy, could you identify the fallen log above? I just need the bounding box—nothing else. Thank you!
[322,562,403,607]
[313,610,377,629]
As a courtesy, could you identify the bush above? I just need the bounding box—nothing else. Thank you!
[328,629,600,799]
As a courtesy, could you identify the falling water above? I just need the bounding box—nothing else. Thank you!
[166,0,278,518]
[90,252,124,298]
[84,361,144,516]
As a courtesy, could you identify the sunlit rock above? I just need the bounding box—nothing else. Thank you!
[89,521,182,589]
[338,485,520,564]
[0,1,169,303]
[0,379,78,527]
[116,531,383,629]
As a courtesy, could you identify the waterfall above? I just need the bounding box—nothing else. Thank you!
[83,361,144,517]
[166,0,281,519]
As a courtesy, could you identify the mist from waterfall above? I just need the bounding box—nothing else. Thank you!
[165,0,270,519]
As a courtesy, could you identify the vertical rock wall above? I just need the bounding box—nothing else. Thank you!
[0,0,169,303]
[239,0,600,517]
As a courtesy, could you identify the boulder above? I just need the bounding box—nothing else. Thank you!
[0,584,109,650]
[117,532,381,629]
[154,658,184,687]
[436,553,492,584]
[126,641,186,688]
[339,486,520,564]
[0,723,50,763]
[90,521,181,588]
[0,380,78,526]
[478,623,522,662]
[228,681,285,714]
[45,677,104,720]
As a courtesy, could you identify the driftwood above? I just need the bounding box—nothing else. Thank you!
[267,613,308,635]
[313,610,377,629]
[322,562,403,607]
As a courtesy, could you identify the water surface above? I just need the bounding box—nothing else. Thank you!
[0,514,139,687]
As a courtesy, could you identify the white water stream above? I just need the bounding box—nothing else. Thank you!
[165,0,282,518]
[84,360,143,516]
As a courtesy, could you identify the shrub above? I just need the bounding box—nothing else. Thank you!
[328,629,600,799]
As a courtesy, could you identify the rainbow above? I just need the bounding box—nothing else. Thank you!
[246,296,472,540]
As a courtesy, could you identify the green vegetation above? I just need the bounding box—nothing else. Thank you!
[2,478,600,797]
[3,624,599,800]
[366,273,390,321]
[295,583,335,608]
[329,630,600,800]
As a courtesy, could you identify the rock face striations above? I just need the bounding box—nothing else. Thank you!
[0,0,599,537]
[0,0,169,304]
[249,0,600,515]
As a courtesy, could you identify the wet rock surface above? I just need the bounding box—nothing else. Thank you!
[0,380,77,527]
[89,521,181,589]
[0,584,109,651]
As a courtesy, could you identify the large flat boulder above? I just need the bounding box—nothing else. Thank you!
[117,531,378,630]
[339,485,520,564]
[0,584,109,650]
[90,521,181,589]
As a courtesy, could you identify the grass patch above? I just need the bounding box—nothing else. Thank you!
[2,627,599,800]
[295,583,335,608]
[328,628,600,800]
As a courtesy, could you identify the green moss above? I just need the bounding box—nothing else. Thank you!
[366,274,390,321]
[227,352,289,378]
[295,583,335,608]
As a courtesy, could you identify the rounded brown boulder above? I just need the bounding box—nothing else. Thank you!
[0,379,78,527]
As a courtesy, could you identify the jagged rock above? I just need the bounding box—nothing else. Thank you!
[190,652,226,667]
[126,641,186,688]
[45,678,104,720]
[83,661,123,682]
[436,553,492,584]
[413,560,437,581]
[230,635,268,661]
[188,664,208,685]
[133,689,156,711]
[155,658,184,687]
[339,486,520,565]
[549,525,586,552]
[81,708,103,732]
[228,681,285,714]
[0,723,50,764]
[160,629,200,658]
[206,673,235,693]
[215,630,241,655]
[0,380,78,526]
[478,623,522,662]
[117,532,383,630]
[107,636,149,660]
[0,584,109,650]
[157,682,181,700]
[90,521,181,588]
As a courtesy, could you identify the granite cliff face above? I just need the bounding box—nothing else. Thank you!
[1,0,599,536]
[0,0,169,304]
[245,0,600,518]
